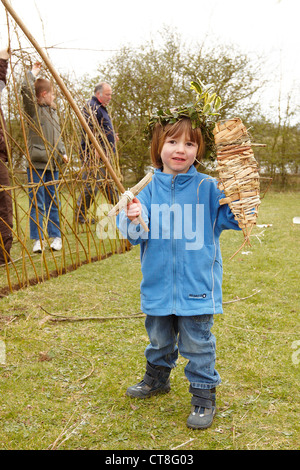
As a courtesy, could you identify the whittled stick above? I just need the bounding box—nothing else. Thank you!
[108,172,153,232]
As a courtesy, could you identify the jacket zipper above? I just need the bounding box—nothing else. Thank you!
[171,176,176,314]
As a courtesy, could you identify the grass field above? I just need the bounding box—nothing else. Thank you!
[0,191,299,450]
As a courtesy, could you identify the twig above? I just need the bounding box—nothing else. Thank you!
[48,407,79,450]
[39,305,145,322]
[40,290,261,324]
[48,408,91,450]
[171,438,195,450]
[62,346,95,382]
[224,323,298,335]
[223,289,261,304]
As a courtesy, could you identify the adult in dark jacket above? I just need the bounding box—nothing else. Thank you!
[0,48,13,265]
[76,82,118,224]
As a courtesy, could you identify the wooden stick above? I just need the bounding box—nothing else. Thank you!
[39,306,145,323]
[2,0,123,192]
[2,0,150,230]
[108,171,153,217]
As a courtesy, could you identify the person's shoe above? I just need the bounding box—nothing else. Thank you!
[32,239,44,253]
[126,362,171,399]
[50,237,62,251]
[187,387,216,430]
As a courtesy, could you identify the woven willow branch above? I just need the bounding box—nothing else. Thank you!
[0,14,127,296]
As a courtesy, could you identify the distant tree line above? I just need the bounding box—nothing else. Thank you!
[5,29,300,188]
[82,29,299,187]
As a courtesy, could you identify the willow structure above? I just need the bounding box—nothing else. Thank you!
[0,12,128,297]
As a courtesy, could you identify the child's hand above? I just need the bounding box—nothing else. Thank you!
[31,62,42,77]
[125,197,142,223]
[0,48,10,60]
[62,154,69,164]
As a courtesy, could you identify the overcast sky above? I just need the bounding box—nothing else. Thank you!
[0,0,299,119]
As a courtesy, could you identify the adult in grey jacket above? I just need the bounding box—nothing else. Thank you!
[21,62,68,253]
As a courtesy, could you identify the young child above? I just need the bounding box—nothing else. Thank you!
[117,113,240,430]
[0,47,13,265]
[21,62,68,253]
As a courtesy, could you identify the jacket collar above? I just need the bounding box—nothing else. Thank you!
[38,103,56,111]
[92,95,107,110]
[154,165,198,190]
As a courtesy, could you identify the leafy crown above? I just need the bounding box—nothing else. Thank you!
[146,80,222,158]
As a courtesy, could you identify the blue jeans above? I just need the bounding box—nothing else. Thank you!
[27,168,61,240]
[144,314,221,389]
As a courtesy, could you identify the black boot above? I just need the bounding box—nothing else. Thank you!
[126,362,171,398]
[186,386,216,429]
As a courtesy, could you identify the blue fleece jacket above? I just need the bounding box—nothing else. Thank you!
[117,166,240,316]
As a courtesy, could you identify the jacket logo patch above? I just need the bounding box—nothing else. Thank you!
[188,293,207,299]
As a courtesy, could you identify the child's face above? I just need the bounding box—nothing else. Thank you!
[41,89,55,107]
[160,133,198,176]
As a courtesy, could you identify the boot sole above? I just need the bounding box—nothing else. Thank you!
[186,407,216,430]
[126,384,171,399]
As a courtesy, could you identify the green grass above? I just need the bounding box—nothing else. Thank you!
[0,192,299,450]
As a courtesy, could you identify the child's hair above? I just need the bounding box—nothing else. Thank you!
[34,78,52,99]
[150,117,205,169]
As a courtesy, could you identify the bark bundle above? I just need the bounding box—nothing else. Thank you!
[214,118,261,251]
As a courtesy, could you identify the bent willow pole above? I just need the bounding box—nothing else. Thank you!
[1,0,149,231]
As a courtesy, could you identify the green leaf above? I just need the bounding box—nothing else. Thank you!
[214,96,222,110]
[208,92,216,103]
[190,80,202,95]
[203,103,211,114]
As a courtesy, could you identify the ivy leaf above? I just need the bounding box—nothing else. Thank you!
[190,81,203,95]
